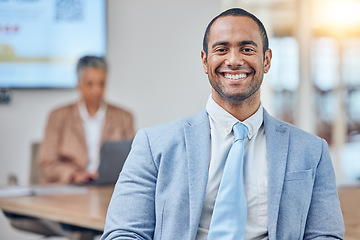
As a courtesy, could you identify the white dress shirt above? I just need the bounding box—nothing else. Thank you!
[196,96,268,240]
[78,102,107,173]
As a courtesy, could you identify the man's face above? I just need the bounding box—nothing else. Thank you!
[78,67,106,107]
[201,16,271,105]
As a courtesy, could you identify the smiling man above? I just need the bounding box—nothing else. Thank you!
[201,14,271,122]
[101,8,344,240]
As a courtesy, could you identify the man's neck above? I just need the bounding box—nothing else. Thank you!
[212,92,260,122]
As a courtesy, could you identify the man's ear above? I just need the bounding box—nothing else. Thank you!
[201,50,208,74]
[263,48,272,73]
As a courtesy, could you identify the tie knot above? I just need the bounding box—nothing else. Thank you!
[233,123,248,141]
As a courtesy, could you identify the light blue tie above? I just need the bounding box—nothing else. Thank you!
[208,123,248,240]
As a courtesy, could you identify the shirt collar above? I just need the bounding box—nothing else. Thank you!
[205,95,263,140]
[78,101,107,121]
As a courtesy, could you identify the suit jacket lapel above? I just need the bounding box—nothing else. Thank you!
[184,110,211,239]
[183,109,289,238]
[71,103,86,146]
[101,104,113,143]
[263,109,289,239]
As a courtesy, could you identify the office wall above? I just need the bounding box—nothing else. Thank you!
[105,0,218,127]
[0,0,220,185]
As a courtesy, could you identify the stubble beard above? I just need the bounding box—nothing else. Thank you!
[209,73,263,105]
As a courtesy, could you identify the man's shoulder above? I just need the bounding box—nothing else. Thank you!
[145,110,207,131]
[264,109,323,144]
[133,110,208,150]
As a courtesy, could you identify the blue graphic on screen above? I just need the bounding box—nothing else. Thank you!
[0,0,106,88]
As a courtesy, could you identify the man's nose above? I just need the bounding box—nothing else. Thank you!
[225,50,244,67]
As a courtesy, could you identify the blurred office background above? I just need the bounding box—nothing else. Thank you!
[1,0,360,185]
[0,0,360,238]
[0,0,360,184]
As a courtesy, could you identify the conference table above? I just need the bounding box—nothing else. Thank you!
[0,185,359,239]
[0,185,114,239]
[338,186,360,240]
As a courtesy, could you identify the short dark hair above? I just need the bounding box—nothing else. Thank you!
[203,8,269,57]
[76,56,107,78]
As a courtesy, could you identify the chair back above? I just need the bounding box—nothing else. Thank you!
[29,142,41,185]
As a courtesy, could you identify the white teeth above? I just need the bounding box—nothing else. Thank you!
[224,73,247,80]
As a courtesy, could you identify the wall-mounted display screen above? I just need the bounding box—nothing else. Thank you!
[0,0,106,88]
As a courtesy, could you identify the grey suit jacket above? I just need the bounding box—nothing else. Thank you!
[102,109,344,240]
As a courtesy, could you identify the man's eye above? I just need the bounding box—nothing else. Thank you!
[242,48,254,52]
[216,48,227,52]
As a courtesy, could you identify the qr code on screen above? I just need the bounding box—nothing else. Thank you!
[55,0,84,21]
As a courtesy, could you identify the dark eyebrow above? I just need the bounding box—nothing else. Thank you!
[211,40,258,50]
[239,40,258,47]
[211,41,229,49]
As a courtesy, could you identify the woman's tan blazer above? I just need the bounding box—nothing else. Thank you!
[37,102,135,183]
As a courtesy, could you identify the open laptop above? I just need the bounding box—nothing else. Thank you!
[86,139,132,186]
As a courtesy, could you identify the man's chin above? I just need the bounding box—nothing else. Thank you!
[218,90,256,103]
